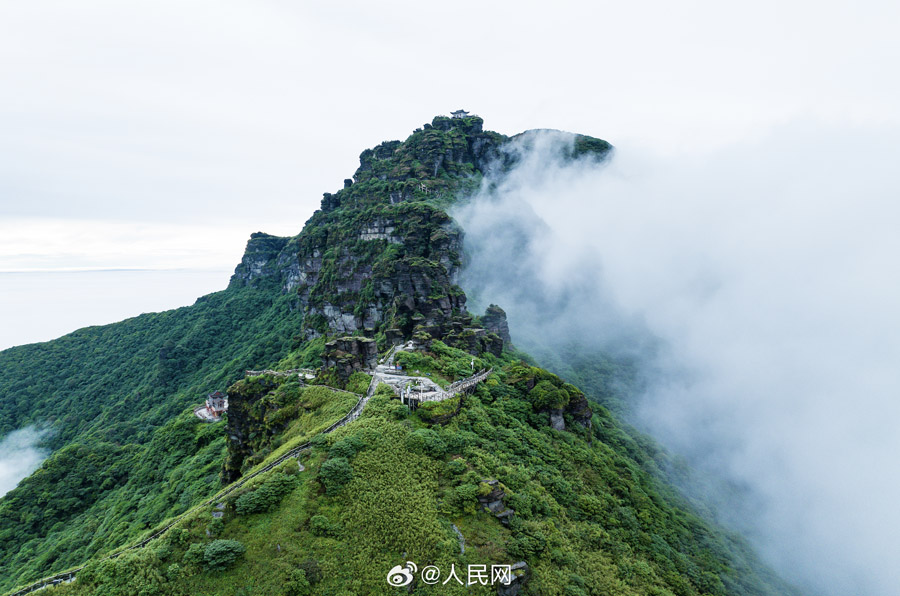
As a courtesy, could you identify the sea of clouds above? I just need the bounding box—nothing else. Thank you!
[455,123,900,596]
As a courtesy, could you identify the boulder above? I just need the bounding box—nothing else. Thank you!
[550,409,566,431]
[323,337,378,380]
[482,304,511,346]
[497,562,530,596]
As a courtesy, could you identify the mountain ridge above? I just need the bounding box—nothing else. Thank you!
[0,114,800,596]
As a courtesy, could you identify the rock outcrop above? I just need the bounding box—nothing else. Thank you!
[227,116,610,384]
[482,304,512,346]
[565,392,593,430]
[497,562,530,596]
[231,233,291,287]
[478,479,515,526]
[547,394,593,432]
[323,337,378,380]
[549,409,566,431]
[221,376,281,483]
[521,371,594,433]
[437,312,504,356]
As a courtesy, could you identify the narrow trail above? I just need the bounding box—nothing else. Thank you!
[7,346,492,596]
[244,368,317,378]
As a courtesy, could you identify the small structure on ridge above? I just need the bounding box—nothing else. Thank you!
[194,390,228,422]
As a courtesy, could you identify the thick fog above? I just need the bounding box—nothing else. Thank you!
[0,427,48,498]
[455,126,900,596]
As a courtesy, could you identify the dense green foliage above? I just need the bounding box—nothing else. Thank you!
[41,343,797,596]
[0,363,356,592]
[202,540,246,571]
[234,473,297,515]
[222,379,359,480]
[0,283,312,446]
[518,341,643,414]
[317,457,353,496]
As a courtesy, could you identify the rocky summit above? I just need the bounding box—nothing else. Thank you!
[229,115,508,353]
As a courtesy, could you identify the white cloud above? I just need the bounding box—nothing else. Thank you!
[3,1,899,228]
[0,427,49,498]
[0,218,251,272]
[456,123,900,596]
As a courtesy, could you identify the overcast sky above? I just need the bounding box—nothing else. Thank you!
[2,0,898,348]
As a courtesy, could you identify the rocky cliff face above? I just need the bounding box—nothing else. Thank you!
[229,115,513,356]
[221,376,284,483]
[231,233,291,285]
[482,304,512,345]
[322,336,378,379]
[229,114,607,392]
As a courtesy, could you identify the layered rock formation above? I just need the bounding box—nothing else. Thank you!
[322,337,378,379]
[482,304,512,345]
[229,116,516,358]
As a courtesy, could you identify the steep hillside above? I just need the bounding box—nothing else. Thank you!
[0,114,799,596]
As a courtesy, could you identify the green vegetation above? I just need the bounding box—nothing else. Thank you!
[202,540,246,571]
[40,345,796,596]
[317,457,352,496]
[234,473,297,515]
[0,365,357,592]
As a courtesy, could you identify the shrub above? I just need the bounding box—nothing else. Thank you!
[328,436,366,460]
[235,472,297,515]
[166,528,190,548]
[445,458,467,475]
[203,539,246,571]
[318,457,353,495]
[165,563,183,581]
[445,483,479,514]
[529,380,569,410]
[309,514,341,537]
[206,517,224,537]
[506,532,546,559]
[299,559,323,584]
[406,428,447,457]
[346,372,371,395]
[415,398,458,423]
[286,568,311,595]
[182,542,205,566]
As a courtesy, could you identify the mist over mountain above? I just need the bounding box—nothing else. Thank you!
[455,122,900,596]
[0,427,48,499]
[0,115,806,596]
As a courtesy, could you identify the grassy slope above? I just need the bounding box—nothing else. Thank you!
[48,343,798,596]
[2,382,358,595]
